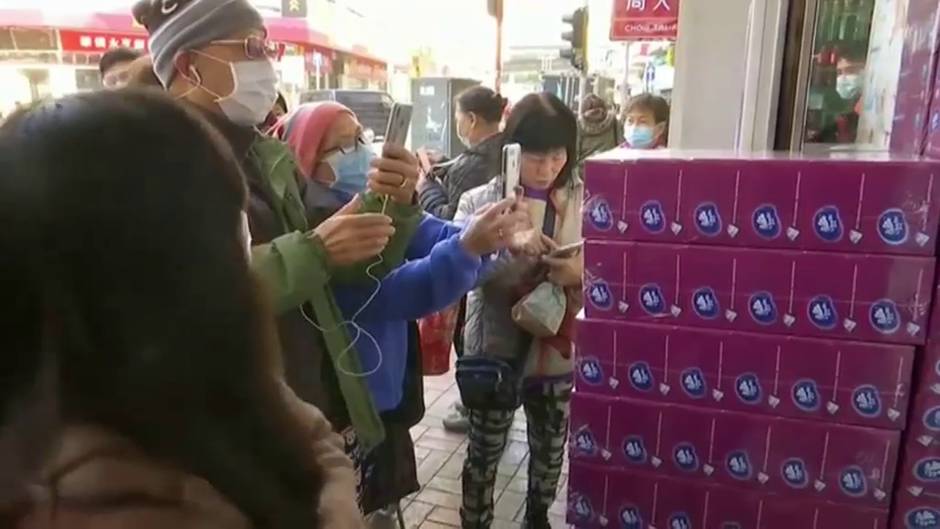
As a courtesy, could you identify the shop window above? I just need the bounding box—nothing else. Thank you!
[9,28,56,51]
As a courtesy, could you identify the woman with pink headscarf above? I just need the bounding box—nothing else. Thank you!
[275,102,527,514]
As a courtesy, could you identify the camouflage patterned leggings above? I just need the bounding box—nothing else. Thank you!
[460,379,573,529]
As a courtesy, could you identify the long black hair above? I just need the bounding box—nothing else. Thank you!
[502,92,578,189]
[0,90,322,529]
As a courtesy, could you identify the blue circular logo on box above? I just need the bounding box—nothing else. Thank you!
[915,458,940,483]
[680,367,707,399]
[878,208,909,245]
[588,198,614,231]
[923,406,940,431]
[839,466,868,497]
[628,361,655,392]
[640,200,667,234]
[639,283,667,315]
[870,299,901,335]
[808,295,838,330]
[694,202,723,237]
[792,379,821,412]
[673,443,700,472]
[619,506,643,529]
[578,357,604,386]
[935,359,940,377]
[570,493,595,522]
[587,279,614,311]
[906,507,940,529]
[573,428,598,456]
[669,513,692,529]
[752,204,781,240]
[623,436,648,465]
[782,458,810,489]
[726,451,753,480]
[852,385,882,418]
[814,206,844,242]
[749,291,778,325]
[692,287,720,320]
[735,373,762,404]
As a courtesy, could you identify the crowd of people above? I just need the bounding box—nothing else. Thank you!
[0,1,670,528]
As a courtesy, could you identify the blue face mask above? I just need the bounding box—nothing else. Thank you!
[624,124,657,149]
[324,145,376,197]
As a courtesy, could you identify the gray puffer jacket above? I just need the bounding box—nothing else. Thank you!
[455,177,583,379]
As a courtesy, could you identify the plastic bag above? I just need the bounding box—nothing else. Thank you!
[512,281,567,338]
[418,304,459,376]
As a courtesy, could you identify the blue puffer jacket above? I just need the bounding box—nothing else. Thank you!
[334,213,476,411]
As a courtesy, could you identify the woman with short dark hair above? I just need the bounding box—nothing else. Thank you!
[457,93,583,529]
[0,90,361,529]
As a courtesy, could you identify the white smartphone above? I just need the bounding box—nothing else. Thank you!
[501,143,521,199]
[384,103,413,147]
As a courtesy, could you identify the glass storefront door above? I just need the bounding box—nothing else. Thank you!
[778,0,908,152]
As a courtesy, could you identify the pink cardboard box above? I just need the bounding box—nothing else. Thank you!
[891,495,940,529]
[583,241,935,345]
[567,462,890,528]
[569,396,901,509]
[574,319,915,429]
[583,150,940,255]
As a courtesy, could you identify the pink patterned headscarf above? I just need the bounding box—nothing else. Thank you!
[272,102,354,179]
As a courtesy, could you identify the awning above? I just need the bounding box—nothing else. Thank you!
[0,8,383,66]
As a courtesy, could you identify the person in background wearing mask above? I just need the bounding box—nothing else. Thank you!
[621,93,670,149]
[576,93,622,174]
[133,0,423,475]
[417,85,507,433]
[277,101,528,517]
[818,44,866,144]
[99,47,143,90]
[457,93,583,529]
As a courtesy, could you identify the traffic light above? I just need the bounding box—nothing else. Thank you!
[561,7,588,72]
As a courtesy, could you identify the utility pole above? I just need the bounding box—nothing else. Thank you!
[488,0,504,92]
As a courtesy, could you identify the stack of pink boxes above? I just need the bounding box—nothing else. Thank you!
[568,149,940,529]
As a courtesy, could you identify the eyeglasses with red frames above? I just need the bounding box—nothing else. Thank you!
[209,36,286,61]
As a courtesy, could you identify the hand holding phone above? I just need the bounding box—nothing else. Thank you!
[501,143,521,199]
[547,240,583,259]
[384,103,413,147]
[376,103,414,213]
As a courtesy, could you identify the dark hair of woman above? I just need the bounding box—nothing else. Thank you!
[501,92,578,189]
[456,86,508,123]
[0,90,322,529]
[624,93,670,125]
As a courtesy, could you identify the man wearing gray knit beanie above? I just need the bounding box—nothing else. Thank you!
[132,0,279,126]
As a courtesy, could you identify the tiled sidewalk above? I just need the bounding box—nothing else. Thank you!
[401,371,569,529]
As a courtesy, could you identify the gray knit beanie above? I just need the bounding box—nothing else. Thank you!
[132,0,264,86]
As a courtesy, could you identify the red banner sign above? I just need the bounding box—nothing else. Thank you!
[610,0,680,41]
[59,30,148,53]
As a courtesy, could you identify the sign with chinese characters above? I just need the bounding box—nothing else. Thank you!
[610,0,681,41]
[59,30,147,53]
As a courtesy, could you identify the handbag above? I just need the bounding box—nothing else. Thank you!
[511,281,567,337]
[418,304,460,376]
[455,198,557,411]
[455,356,524,411]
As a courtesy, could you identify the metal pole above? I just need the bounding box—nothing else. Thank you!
[495,4,504,92]
[577,0,589,115]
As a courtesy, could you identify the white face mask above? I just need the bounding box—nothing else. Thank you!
[192,52,279,127]
[836,73,863,100]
